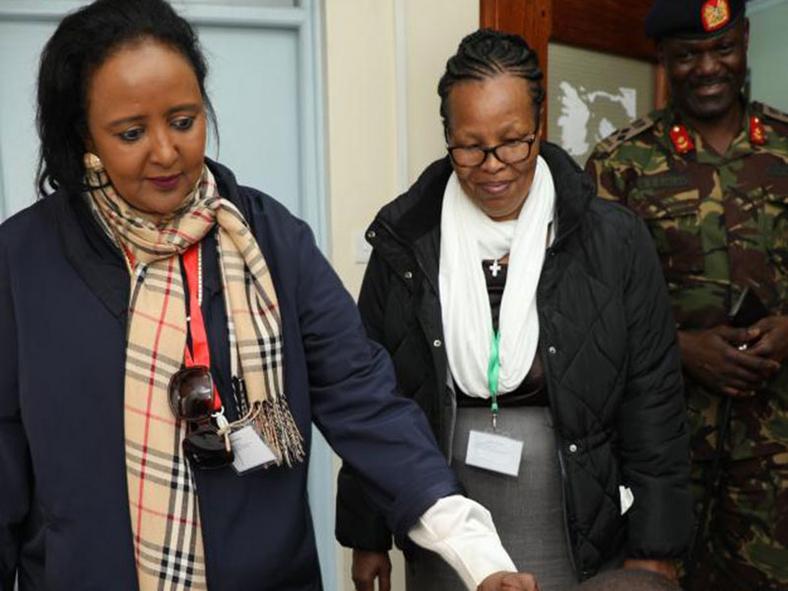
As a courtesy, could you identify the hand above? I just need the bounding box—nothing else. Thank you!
[351,550,391,591]
[623,559,678,582]
[678,326,780,397]
[748,316,788,365]
[477,571,540,591]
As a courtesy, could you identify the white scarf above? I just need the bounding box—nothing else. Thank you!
[439,156,555,398]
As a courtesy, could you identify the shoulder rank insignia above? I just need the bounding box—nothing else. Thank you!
[595,115,657,155]
[701,0,731,33]
[669,124,695,154]
[750,115,767,145]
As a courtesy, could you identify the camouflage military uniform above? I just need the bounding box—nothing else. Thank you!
[586,101,788,591]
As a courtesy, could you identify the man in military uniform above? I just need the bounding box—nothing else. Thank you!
[586,1,788,589]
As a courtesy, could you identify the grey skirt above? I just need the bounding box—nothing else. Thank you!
[405,406,578,591]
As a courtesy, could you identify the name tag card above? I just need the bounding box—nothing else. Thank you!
[619,485,635,515]
[230,426,277,474]
[465,430,524,477]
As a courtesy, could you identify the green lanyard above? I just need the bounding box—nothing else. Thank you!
[487,330,501,430]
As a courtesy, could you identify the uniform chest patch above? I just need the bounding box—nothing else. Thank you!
[635,173,692,191]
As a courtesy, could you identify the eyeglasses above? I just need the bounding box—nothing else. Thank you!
[447,133,538,168]
[168,366,234,469]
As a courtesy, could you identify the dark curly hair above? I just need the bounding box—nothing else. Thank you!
[35,0,217,196]
[437,28,545,135]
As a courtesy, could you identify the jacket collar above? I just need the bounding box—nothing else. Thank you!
[55,190,129,320]
[370,142,595,288]
[542,141,596,249]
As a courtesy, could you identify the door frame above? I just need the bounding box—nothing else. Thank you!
[0,123,5,220]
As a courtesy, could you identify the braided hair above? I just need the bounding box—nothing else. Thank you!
[438,29,544,134]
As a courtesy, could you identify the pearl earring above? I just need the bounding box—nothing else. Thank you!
[83,152,103,172]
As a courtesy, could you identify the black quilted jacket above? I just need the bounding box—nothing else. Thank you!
[336,143,692,579]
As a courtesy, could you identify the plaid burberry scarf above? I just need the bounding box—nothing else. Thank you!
[85,156,304,590]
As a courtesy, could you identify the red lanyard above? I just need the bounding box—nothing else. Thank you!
[183,243,221,412]
[121,242,137,271]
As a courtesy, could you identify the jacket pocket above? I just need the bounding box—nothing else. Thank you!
[635,193,704,279]
[561,435,627,576]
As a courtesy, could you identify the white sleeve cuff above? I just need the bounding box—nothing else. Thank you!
[407,495,516,590]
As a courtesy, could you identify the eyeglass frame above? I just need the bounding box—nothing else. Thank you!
[446,130,539,168]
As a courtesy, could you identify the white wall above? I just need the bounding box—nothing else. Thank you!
[748,0,788,111]
[323,1,478,589]
[325,0,478,297]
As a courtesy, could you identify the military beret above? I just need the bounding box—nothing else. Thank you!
[646,0,746,40]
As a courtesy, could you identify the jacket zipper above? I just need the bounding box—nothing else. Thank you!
[539,254,582,579]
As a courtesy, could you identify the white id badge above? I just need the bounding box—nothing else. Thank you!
[465,429,524,477]
[230,425,278,475]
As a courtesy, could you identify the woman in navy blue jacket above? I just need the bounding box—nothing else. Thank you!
[0,1,538,590]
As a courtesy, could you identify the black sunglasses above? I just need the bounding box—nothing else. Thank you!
[168,366,233,470]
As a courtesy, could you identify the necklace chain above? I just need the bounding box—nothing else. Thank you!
[197,242,203,307]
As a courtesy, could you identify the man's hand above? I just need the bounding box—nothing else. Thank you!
[678,326,779,396]
[623,559,678,582]
[748,316,788,365]
[477,571,540,591]
[351,550,391,591]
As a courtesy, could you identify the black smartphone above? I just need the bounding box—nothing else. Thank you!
[728,286,770,329]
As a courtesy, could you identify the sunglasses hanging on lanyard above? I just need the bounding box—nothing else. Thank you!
[177,242,233,465]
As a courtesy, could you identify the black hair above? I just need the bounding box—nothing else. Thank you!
[437,28,545,135]
[35,0,217,197]
[573,569,680,591]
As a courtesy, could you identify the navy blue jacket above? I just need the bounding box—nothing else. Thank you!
[0,160,460,590]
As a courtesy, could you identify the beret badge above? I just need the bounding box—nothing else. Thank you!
[701,0,731,33]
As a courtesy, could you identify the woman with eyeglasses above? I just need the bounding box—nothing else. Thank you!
[0,2,542,590]
[337,29,692,591]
